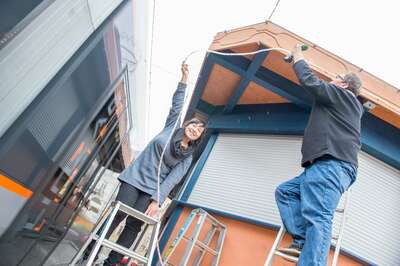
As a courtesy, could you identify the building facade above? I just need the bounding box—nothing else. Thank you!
[0,0,151,265]
[158,22,400,266]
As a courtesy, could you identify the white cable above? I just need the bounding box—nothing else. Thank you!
[155,99,183,266]
[267,0,281,22]
[182,47,291,64]
[147,0,157,146]
[154,46,293,266]
[182,48,340,79]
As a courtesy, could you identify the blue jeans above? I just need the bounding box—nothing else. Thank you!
[275,158,357,266]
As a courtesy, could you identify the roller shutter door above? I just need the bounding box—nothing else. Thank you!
[187,133,400,265]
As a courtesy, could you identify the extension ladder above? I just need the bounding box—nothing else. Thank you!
[71,201,160,266]
[161,208,227,266]
[264,189,352,266]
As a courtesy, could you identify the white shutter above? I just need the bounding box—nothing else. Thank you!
[188,134,303,225]
[341,152,400,265]
[187,133,400,265]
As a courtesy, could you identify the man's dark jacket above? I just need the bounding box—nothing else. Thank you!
[293,60,363,167]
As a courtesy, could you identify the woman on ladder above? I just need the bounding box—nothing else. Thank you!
[85,63,207,265]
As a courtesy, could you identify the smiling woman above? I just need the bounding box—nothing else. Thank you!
[182,118,206,148]
[82,64,208,265]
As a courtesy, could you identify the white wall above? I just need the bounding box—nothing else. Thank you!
[128,0,153,156]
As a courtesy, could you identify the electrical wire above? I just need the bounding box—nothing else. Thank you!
[147,0,157,144]
[154,46,299,266]
[182,47,291,64]
[182,47,340,78]
[152,63,195,86]
[266,0,281,22]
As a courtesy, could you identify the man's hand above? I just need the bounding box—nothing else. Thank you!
[181,63,189,84]
[145,200,160,218]
[292,44,305,63]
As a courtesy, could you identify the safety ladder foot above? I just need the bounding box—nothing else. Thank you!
[161,208,227,266]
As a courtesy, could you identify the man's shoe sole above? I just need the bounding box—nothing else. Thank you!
[277,247,301,257]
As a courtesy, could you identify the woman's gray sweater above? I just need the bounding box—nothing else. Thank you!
[118,82,192,204]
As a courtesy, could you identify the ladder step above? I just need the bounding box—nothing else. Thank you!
[274,250,299,262]
[118,202,158,225]
[70,201,160,266]
[182,236,218,256]
[265,191,352,266]
[102,239,148,263]
[205,214,226,229]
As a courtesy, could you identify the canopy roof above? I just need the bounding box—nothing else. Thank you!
[188,21,400,128]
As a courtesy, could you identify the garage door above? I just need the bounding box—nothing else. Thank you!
[187,133,400,265]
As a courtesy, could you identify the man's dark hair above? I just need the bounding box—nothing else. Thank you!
[344,73,362,96]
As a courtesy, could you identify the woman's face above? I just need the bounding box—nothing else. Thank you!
[184,123,205,141]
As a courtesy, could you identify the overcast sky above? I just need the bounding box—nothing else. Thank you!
[147,0,400,138]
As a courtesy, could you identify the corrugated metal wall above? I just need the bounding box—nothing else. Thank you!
[187,133,400,265]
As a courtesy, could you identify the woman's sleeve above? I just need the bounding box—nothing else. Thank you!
[151,156,192,204]
[164,82,187,129]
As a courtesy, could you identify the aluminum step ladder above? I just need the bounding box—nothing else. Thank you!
[71,201,160,266]
[264,189,351,266]
[161,208,227,266]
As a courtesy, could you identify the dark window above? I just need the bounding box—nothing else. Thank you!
[0,0,53,48]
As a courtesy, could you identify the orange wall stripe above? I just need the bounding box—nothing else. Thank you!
[0,174,32,198]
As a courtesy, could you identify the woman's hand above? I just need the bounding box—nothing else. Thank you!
[145,200,160,218]
[181,63,189,84]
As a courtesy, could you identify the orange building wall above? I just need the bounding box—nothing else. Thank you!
[161,207,363,266]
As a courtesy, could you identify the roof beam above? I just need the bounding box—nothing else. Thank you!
[187,51,312,120]
[185,56,215,120]
[210,103,308,135]
[211,53,311,109]
[223,47,269,113]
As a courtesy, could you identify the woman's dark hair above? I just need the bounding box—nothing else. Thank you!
[182,117,207,148]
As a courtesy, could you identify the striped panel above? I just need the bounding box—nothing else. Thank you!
[188,134,303,224]
[341,152,400,265]
[28,79,79,152]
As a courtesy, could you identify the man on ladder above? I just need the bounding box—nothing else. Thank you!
[274,44,363,265]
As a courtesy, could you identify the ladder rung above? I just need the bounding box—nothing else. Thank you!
[274,250,299,262]
[335,208,344,213]
[205,214,226,229]
[182,236,218,256]
[332,234,339,241]
[102,239,149,263]
[195,239,218,256]
[118,202,158,225]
